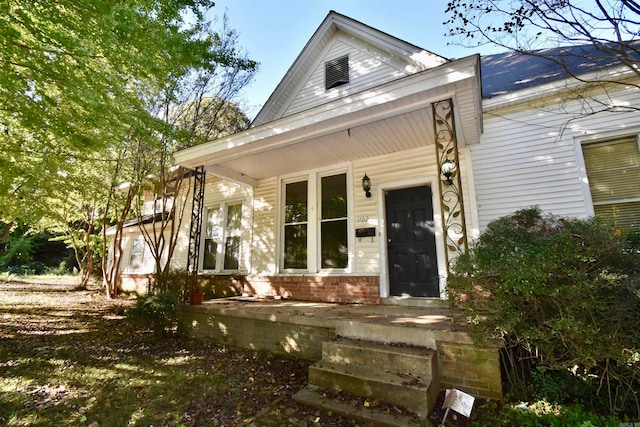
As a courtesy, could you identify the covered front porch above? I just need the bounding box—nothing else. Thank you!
[173,54,482,303]
[180,297,503,412]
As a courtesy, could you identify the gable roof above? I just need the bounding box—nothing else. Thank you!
[481,42,640,98]
[252,10,448,126]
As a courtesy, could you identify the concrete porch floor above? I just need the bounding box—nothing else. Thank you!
[180,297,502,401]
[194,297,461,330]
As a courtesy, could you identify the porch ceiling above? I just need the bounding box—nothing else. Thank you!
[212,106,434,181]
[174,55,482,186]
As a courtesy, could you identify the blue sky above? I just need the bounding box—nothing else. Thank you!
[210,0,502,119]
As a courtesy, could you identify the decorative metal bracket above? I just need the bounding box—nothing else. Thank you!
[432,99,468,271]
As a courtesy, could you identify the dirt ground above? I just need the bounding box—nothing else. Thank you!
[0,279,470,426]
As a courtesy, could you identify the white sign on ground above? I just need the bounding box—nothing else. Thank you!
[443,388,475,418]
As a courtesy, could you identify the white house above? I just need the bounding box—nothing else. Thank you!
[116,11,640,302]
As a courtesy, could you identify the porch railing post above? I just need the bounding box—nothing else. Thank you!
[432,98,469,271]
[186,166,206,295]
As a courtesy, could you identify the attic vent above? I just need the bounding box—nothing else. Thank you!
[325,55,349,90]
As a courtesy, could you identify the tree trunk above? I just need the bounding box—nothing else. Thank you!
[0,221,14,242]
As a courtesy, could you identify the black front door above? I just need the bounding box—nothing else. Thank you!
[385,186,439,297]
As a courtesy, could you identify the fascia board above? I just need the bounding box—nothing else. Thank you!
[331,15,447,69]
[174,55,480,169]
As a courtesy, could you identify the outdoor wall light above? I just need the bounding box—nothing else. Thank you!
[440,159,457,185]
[362,173,372,198]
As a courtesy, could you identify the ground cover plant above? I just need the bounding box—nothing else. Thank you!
[0,279,360,426]
[448,207,640,421]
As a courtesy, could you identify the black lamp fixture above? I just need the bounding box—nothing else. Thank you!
[362,173,372,198]
[440,159,457,185]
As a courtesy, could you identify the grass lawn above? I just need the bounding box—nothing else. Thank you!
[0,279,357,426]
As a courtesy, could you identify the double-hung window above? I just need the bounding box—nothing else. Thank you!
[282,171,350,272]
[582,135,640,231]
[283,181,308,269]
[320,173,348,268]
[129,236,146,272]
[202,202,243,272]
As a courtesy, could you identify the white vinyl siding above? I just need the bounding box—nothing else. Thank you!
[250,177,278,274]
[352,145,473,274]
[283,37,411,117]
[473,84,640,231]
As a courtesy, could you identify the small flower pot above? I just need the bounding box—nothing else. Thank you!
[190,292,204,305]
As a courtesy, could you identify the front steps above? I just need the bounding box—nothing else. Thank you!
[294,322,440,425]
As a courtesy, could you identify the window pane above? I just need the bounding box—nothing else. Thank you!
[284,224,307,269]
[321,220,348,268]
[205,208,221,239]
[226,204,242,232]
[594,201,640,230]
[583,137,640,231]
[130,238,144,270]
[322,173,347,219]
[224,237,240,270]
[285,181,307,223]
[203,239,217,270]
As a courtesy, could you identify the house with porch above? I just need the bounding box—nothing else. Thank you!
[157,11,638,303]
[111,10,639,416]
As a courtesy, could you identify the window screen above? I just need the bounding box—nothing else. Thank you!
[582,136,640,231]
[325,55,349,90]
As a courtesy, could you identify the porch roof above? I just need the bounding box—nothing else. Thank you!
[173,55,482,186]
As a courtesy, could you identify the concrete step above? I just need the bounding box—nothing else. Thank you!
[293,385,433,427]
[322,338,436,378]
[336,320,437,348]
[308,360,438,415]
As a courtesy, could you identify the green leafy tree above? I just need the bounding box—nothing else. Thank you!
[126,14,255,292]
[1,2,257,295]
[0,0,218,228]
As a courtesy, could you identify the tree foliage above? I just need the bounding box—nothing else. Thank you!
[0,0,219,223]
[1,1,257,293]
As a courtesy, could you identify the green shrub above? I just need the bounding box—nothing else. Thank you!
[449,207,640,417]
[126,290,181,336]
[152,269,190,301]
[473,399,621,426]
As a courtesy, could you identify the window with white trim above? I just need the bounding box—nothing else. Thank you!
[283,180,308,269]
[201,202,243,272]
[281,171,350,272]
[582,135,640,231]
[129,236,147,272]
[320,173,348,268]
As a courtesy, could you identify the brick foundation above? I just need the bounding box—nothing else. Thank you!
[437,340,503,400]
[119,274,154,295]
[183,306,334,360]
[198,274,381,305]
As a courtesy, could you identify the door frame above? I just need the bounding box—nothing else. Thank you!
[377,176,448,299]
